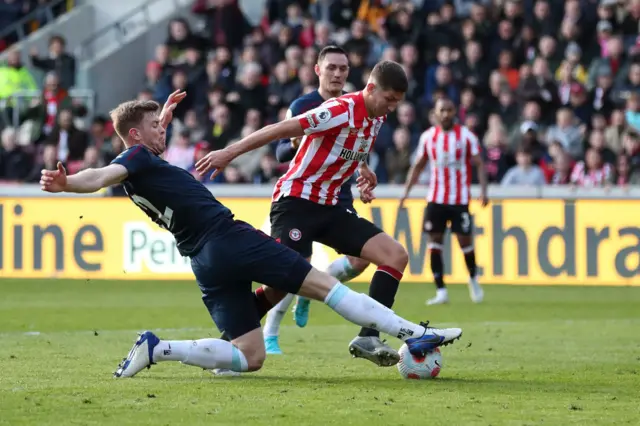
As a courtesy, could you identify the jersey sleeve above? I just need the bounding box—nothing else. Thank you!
[465,127,480,157]
[570,161,585,183]
[295,99,350,135]
[111,145,153,177]
[414,128,432,161]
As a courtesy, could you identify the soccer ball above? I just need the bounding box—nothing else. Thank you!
[397,344,442,379]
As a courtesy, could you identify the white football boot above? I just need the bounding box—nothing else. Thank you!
[426,290,449,305]
[113,331,160,378]
[468,277,484,303]
[210,368,241,377]
[348,336,400,367]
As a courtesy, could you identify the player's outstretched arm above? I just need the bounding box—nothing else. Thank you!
[227,119,304,158]
[400,153,427,208]
[40,162,128,194]
[195,119,305,178]
[196,101,349,178]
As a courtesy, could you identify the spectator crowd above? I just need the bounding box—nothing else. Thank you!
[0,0,73,51]
[1,0,639,189]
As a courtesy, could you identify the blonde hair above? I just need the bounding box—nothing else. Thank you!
[109,100,160,140]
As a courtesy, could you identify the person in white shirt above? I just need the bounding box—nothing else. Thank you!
[501,147,547,186]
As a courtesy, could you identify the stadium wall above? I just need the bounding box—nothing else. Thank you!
[0,185,638,285]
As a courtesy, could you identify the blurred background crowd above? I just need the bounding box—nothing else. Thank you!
[1,0,639,188]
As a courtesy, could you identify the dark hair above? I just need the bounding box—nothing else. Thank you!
[49,35,66,47]
[370,60,408,93]
[317,45,347,63]
[516,146,532,155]
[92,116,108,126]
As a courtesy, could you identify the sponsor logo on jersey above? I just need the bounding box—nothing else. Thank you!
[339,148,369,162]
[358,139,370,152]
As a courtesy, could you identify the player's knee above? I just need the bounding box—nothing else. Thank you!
[349,256,370,272]
[388,242,409,271]
[245,350,266,372]
[361,234,408,271]
[378,239,408,270]
[297,267,336,301]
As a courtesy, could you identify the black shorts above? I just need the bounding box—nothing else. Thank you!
[191,219,312,340]
[423,203,473,236]
[270,196,383,259]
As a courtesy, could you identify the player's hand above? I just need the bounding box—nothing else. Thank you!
[159,90,187,129]
[358,182,376,204]
[357,164,377,189]
[40,162,68,193]
[291,137,301,149]
[398,196,407,210]
[479,192,489,207]
[195,148,234,179]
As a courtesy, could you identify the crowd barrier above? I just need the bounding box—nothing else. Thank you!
[0,185,638,285]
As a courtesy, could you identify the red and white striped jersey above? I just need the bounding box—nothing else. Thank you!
[415,124,480,205]
[272,91,385,205]
[570,161,612,187]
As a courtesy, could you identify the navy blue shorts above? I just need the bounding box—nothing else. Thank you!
[191,219,312,340]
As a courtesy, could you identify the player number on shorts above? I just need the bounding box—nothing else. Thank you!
[131,194,174,228]
[460,212,471,233]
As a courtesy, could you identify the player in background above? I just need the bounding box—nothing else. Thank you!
[197,61,440,368]
[400,98,488,305]
[40,93,464,378]
[264,45,372,355]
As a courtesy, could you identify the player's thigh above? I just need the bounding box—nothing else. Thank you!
[269,198,317,258]
[424,203,449,235]
[226,220,313,296]
[317,206,383,258]
[190,237,265,339]
[192,264,260,340]
[449,205,474,237]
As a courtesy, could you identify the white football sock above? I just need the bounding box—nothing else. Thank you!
[436,288,448,297]
[153,338,248,371]
[324,283,426,341]
[263,293,295,337]
[326,257,361,282]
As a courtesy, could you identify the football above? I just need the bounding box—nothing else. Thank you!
[397,344,442,379]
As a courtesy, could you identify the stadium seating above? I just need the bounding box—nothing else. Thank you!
[1,0,639,186]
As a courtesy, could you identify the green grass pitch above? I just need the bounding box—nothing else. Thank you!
[1,279,639,425]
